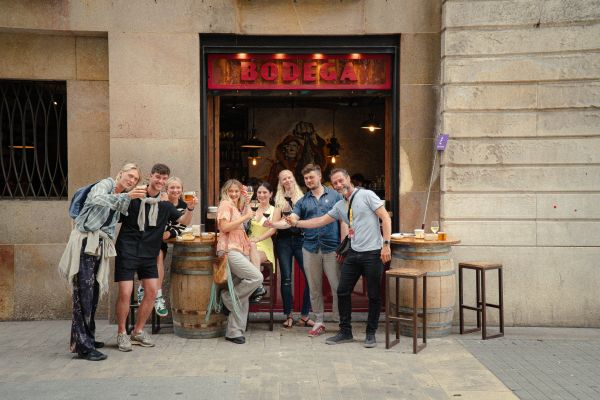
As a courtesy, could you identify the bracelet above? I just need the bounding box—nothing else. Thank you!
[187,207,194,211]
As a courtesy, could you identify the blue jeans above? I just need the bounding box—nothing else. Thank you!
[275,235,311,316]
[337,248,384,335]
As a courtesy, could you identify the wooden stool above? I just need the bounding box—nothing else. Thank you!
[127,291,161,335]
[459,262,504,340]
[385,268,427,354]
[248,260,277,331]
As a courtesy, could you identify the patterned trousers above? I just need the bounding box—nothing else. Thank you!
[70,243,100,354]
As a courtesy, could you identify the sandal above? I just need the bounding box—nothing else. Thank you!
[297,316,315,327]
[282,316,294,328]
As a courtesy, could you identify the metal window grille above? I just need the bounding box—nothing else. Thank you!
[0,80,67,199]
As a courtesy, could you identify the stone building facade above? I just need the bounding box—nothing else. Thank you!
[0,0,598,327]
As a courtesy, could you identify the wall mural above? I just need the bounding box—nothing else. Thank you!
[267,121,328,188]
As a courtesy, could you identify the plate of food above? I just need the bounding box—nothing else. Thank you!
[181,233,195,241]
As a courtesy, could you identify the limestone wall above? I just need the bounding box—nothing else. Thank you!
[0,32,109,319]
[0,1,443,321]
[441,0,600,326]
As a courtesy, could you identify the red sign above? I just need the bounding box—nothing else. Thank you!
[208,53,391,90]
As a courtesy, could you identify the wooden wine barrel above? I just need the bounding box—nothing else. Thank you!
[170,237,226,338]
[390,237,461,338]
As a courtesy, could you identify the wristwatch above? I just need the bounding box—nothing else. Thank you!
[383,240,390,246]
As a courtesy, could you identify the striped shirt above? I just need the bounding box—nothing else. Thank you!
[74,178,131,240]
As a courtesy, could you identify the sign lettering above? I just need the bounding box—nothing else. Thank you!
[208,54,391,90]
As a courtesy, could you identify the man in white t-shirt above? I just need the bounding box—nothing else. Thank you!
[288,168,391,348]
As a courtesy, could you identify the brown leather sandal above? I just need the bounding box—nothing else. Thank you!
[297,316,315,327]
[282,316,294,328]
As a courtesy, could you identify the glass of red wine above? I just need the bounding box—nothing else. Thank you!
[250,200,259,212]
[282,200,292,217]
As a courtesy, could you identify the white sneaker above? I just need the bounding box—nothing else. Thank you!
[154,295,168,317]
[117,332,132,352]
[130,330,155,347]
[137,285,144,305]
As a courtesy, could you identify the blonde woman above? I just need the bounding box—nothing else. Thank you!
[59,163,145,361]
[271,169,313,328]
[217,179,264,344]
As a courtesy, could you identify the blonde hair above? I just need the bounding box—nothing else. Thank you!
[220,179,245,210]
[115,163,140,188]
[274,169,304,208]
[166,176,183,190]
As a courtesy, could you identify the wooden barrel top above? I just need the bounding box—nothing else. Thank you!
[167,234,217,246]
[390,237,461,246]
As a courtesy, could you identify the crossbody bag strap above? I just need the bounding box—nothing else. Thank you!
[347,188,361,226]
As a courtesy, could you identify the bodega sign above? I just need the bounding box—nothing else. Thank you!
[207,53,391,90]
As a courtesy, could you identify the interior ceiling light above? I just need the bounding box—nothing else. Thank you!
[241,107,266,149]
[361,112,382,132]
[327,109,340,164]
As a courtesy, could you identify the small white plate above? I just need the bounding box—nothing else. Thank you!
[391,233,403,240]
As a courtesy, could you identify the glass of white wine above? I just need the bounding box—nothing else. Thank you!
[431,220,440,234]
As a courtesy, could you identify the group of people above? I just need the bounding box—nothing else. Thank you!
[59,161,391,361]
[59,163,196,361]
[215,164,391,347]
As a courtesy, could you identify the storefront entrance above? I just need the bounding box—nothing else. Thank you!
[201,35,399,313]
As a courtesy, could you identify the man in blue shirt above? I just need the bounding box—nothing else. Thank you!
[289,168,391,348]
[287,164,347,337]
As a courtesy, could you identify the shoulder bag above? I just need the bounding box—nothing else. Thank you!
[335,188,361,257]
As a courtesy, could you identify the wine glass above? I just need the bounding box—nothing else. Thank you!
[431,220,440,234]
[282,201,292,217]
[250,200,259,212]
[246,185,254,200]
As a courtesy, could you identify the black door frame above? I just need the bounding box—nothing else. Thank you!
[200,34,400,232]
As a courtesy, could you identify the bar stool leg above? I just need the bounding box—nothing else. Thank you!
[476,269,482,330]
[395,276,400,341]
[459,266,464,334]
[412,277,418,354]
[385,275,390,349]
[422,275,427,344]
[499,267,504,336]
[481,269,487,340]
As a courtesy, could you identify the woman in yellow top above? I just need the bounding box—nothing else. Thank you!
[249,182,276,268]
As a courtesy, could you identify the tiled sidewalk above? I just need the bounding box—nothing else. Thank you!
[0,320,516,400]
[460,327,600,400]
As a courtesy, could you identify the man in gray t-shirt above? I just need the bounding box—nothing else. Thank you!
[288,168,391,348]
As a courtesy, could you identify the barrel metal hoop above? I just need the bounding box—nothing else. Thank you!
[171,268,212,276]
[172,308,207,315]
[394,306,454,314]
[393,252,452,261]
[171,255,215,262]
[172,320,225,329]
[393,245,451,254]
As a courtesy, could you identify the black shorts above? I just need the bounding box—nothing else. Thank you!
[114,256,158,282]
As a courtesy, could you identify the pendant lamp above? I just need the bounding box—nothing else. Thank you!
[241,107,266,149]
[327,109,341,164]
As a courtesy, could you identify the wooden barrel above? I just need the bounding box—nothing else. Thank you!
[390,238,460,338]
[170,238,227,338]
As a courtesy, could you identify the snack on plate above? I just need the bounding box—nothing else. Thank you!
[181,233,195,241]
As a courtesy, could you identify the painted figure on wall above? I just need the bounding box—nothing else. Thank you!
[268,121,327,188]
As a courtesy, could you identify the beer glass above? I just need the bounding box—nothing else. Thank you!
[184,191,196,202]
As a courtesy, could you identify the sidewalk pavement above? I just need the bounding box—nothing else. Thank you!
[0,320,597,400]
